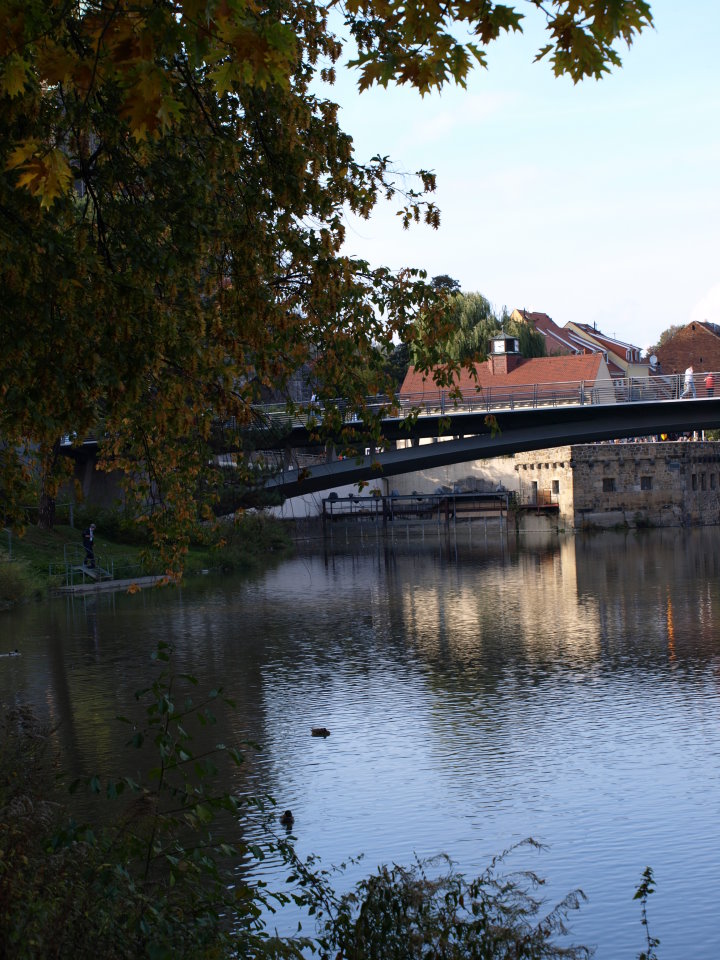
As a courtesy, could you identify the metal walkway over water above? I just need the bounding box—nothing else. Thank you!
[254,372,720,498]
[59,371,720,500]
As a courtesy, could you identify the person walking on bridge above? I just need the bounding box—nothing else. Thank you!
[681,365,696,399]
[705,372,715,397]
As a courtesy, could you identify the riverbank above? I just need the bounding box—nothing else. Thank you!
[0,514,294,610]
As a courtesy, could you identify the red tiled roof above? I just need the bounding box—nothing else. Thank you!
[515,308,589,356]
[400,354,604,397]
[569,322,641,355]
[516,310,552,324]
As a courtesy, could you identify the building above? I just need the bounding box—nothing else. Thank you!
[399,336,614,406]
[655,321,720,378]
[563,321,649,378]
[515,442,720,529]
[509,308,590,357]
[511,308,650,380]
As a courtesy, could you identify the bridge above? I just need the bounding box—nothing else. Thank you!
[251,371,720,498]
[60,370,720,502]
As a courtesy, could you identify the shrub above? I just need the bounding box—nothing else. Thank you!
[214,513,293,573]
[0,553,45,608]
[300,845,592,960]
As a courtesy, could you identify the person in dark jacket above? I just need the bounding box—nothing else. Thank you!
[82,523,96,567]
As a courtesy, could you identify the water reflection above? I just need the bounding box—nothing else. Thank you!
[1,528,720,958]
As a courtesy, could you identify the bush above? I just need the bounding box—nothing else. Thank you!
[300,845,592,960]
[73,504,150,546]
[0,553,45,608]
[0,651,310,960]
[213,513,293,573]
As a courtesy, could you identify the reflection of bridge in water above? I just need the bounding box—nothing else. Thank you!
[253,372,720,498]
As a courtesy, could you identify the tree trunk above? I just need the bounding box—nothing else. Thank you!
[38,489,56,530]
[37,440,61,530]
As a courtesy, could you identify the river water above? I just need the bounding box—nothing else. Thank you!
[2,526,720,958]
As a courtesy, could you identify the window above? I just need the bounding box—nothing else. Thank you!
[641,476,652,491]
[692,474,698,491]
[552,480,559,495]
[701,472,707,491]
[602,477,616,492]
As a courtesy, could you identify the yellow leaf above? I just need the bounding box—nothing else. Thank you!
[6,143,72,207]
[1,53,30,98]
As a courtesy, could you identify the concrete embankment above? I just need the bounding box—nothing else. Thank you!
[56,575,169,596]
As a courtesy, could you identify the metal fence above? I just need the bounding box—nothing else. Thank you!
[249,371,718,431]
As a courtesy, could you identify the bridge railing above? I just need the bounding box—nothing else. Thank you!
[250,371,717,429]
[58,371,719,448]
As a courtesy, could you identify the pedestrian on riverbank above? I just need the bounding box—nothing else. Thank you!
[82,523,96,568]
[705,372,715,397]
[681,365,696,398]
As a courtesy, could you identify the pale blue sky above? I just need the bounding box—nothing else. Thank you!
[329,0,720,350]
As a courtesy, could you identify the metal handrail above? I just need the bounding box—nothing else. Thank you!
[58,371,720,444]
[250,371,719,427]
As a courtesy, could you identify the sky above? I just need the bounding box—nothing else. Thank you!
[327,0,720,352]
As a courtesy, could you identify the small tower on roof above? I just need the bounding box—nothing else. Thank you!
[488,335,521,375]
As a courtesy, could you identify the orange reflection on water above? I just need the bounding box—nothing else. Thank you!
[667,591,676,662]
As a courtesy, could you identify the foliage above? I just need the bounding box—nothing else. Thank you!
[211,513,294,573]
[634,867,660,960]
[511,315,548,359]
[73,504,152,547]
[432,274,461,293]
[0,648,313,959]
[301,844,593,960]
[647,325,684,355]
[0,550,48,608]
[419,292,546,364]
[384,342,413,389]
[0,0,654,563]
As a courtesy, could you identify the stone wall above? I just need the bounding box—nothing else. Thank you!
[515,442,720,528]
[514,446,574,522]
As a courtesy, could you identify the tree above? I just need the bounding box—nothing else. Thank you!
[423,292,546,363]
[431,275,461,293]
[0,0,653,563]
[509,314,547,358]
[647,324,685,355]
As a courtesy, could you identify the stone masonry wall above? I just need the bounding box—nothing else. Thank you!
[515,442,720,529]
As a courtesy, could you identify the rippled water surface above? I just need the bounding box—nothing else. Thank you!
[2,527,720,958]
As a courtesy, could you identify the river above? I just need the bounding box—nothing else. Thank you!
[2,526,720,958]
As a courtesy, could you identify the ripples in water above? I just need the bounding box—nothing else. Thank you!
[2,528,720,957]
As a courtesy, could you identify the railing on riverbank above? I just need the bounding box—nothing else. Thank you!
[49,545,147,588]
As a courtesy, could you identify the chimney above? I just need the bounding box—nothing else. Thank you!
[487,336,522,375]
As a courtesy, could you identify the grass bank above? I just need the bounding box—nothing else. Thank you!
[0,513,294,610]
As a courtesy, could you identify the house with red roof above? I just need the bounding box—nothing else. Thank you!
[563,321,649,378]
[399,336,614,407]
[510,308,650,380]
[509,309,589,357]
